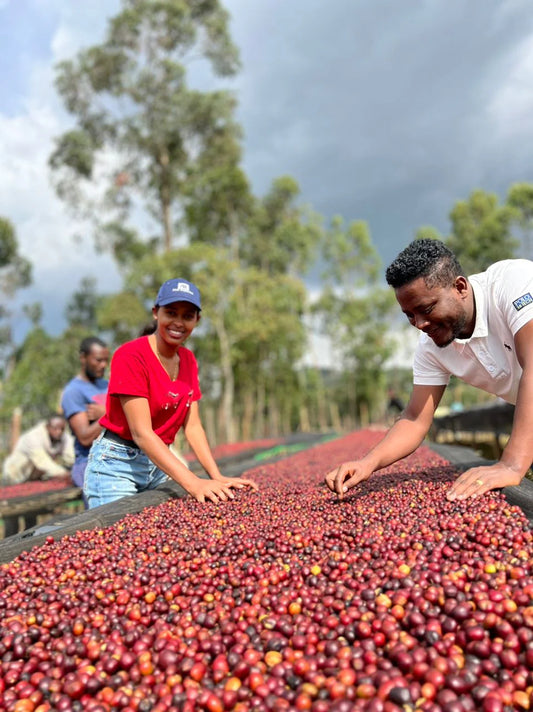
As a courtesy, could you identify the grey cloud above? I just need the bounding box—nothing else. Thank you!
[225,0,533,268]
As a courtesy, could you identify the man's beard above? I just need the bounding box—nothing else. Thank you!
[436,312,469,349]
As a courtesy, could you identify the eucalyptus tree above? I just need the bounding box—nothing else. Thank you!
[64,277,103,332]
[314,218,396,425]
[414,225,443,242]
[507,182,533,259]
[243,176,323,276]
[184,121,253,261]
[230,267,308,438]
[0,218,32,379]
[49,0,241,257]
[445,189,519,275]
[180,119,258,440]
[185,166,324,439]
[47,0,253,442]
[111,243,243,442]
[0,327,87,429]
[232,178,324,435]
[47,0,332,441]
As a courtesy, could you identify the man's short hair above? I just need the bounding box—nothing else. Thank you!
[79,336,107,356]
[386,239,464,290]
[46,413,66,425]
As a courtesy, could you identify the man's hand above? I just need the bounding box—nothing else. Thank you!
[86,403,106,422]
[447,462,523,501]
[325,460,373,500]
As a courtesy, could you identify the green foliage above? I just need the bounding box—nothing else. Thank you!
[439,376,497,410]
[22,303,43,328]
[314,218,397,423]
[64,277,103,330]
[507,182,533,259]
[0,218,19,267]
[384,366,412,405]
[243,177,323,276]
[184,124,252,255]
[0,218,31,295]
[322,217,381,285]
[415,225,442,242]
[445,189,519,274]
[49,130,97,179]
[99,223,159,270]
[97,290,152,345]
[0,327,84,428]
[507,182,533,220]
[0,218,32,378]
[50,0,242,254]
[43,0,336,441]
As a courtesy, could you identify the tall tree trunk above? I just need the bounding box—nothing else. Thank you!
[268,398,280,437]
[255,377,266,438]
[360,401,369,428]
[329,402,342,432]
[215,318,236,443]
[342,414,355,432]
[9,407,22,453]
[351,378,358,428]
[229,212,240,264]
[203,404,217,447]
[162,201,172,252]
[299,405,311,432]
[241,387,254,442]
[315,370,328,431]
[281,401,291,436]
[159,153,173,252]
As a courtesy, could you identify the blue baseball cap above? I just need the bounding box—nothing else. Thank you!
[155,278,202,310]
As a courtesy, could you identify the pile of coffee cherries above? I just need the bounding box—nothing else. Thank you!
[0,477,73,501]
[0,430,531,711]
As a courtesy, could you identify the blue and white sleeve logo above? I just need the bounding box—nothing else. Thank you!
[512,293,533,311]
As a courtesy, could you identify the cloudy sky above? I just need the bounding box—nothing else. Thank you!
[2,0,533,347]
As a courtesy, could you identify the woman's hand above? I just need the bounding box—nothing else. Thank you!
[188,476,258,503]
[215,475,259,492]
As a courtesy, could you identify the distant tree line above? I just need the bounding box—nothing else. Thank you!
[1,1,532,447]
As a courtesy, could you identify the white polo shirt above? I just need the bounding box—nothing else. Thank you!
[412,259,533,404]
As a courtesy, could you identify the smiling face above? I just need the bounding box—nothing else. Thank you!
[395,275,475,348]
[153,301,200,349]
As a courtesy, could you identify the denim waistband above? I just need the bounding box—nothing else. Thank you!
[102,429,139,449]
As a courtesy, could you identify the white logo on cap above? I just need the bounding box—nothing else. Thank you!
[172,282,194,295]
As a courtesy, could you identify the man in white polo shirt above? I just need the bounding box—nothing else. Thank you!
[325,238,533,502]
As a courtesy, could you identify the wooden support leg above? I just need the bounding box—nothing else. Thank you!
[3,516,20,538]
[24,514,38,531]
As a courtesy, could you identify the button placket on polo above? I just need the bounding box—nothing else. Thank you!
[474,343,499,377]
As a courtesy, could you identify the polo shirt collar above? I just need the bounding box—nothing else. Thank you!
[453,277,488,346]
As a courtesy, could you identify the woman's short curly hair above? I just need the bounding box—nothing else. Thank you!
[385,239,464,289]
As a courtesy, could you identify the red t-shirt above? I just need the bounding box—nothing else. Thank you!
[100,337,202,444]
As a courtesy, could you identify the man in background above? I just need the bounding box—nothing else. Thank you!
[2,414,74,485]
[61,336,109,497]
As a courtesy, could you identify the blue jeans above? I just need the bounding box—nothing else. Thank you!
[84,433,168,509]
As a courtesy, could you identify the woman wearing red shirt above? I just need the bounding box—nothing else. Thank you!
[84,278,257,508]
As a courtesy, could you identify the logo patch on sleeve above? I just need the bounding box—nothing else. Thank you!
[513,293,533,311]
